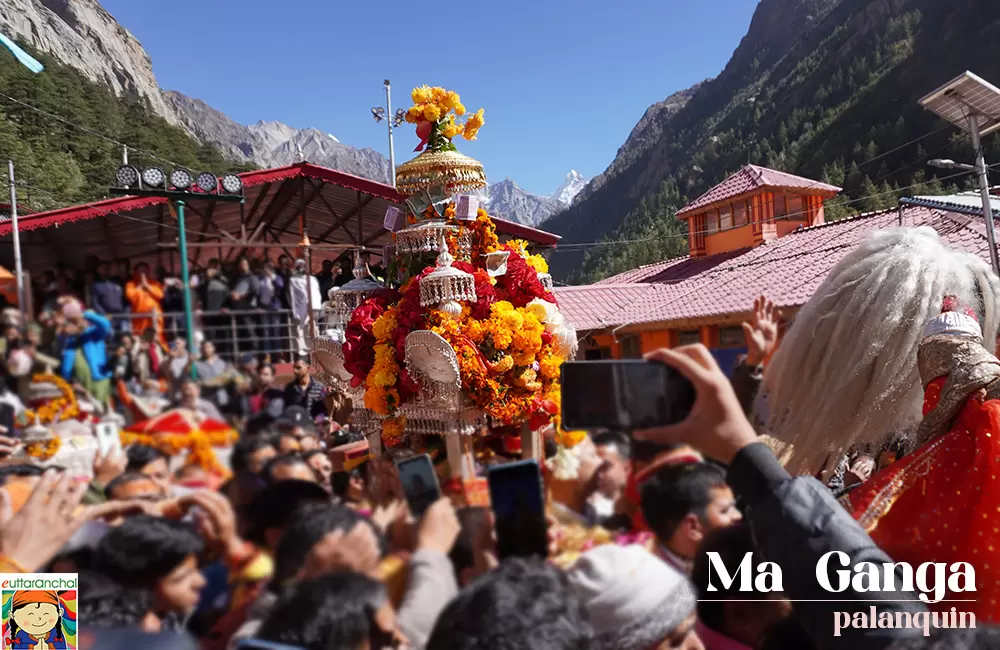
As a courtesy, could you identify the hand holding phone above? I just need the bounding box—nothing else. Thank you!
[396,454,441,518]
[488,459,548,560]
[632,346,758,464]
[560,359,696,431]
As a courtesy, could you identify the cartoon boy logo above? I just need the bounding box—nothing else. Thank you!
[4,590,76,649]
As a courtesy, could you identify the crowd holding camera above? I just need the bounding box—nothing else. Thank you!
[1,228,1000,649]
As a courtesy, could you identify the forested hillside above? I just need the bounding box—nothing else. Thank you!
[0,42,250,213]
[545,0,1000,282]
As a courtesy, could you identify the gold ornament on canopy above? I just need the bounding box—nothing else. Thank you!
[396,149,487,196]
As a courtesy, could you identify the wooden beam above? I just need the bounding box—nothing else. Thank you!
[248,178,299,236]
[273,177,322,234]
[244,181,273,228]
[315,193,374,243]
[156,205,165,267]
[185,202,237,242]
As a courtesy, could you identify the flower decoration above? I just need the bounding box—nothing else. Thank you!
[406,86,485,152]
[23,374,80,425]
[24,437,62,461]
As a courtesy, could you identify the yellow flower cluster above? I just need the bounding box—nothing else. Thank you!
[365,308,402,416]
[382,417,406,445]
[508,239,549,274]
[24,437,62,461]
[405,86,484,142]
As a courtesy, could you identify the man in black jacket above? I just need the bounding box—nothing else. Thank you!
[637,344,929,649]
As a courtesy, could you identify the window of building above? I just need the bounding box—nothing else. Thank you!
[705,210,719,234]
[720,204,733,231]
[773,195,787,219]
[719,326,746,348]
[733,200,748,227]
[677,330,701,346]
[584,347,612,360]
[786,195,804,221]
[619,335,642,359]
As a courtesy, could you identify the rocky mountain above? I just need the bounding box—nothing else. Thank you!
[164,91,392,182]
[551,170,588,208]
[486,178,560,226]
[0,0,180,125]
[546,0,1000,282]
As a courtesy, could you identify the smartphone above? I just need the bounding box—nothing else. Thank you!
[396,454,441,518]
[559,359,696,431]
[94,421,122,456]
[487,459,548,560]
[0,403,15,436]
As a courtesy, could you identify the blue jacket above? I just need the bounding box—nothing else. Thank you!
[59,311,112,382]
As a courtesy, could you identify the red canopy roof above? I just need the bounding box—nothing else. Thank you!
[0,162,559,274]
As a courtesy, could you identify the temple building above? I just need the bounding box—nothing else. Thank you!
[555,165,999,374]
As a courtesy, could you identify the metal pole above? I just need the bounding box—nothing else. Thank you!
[305,239,315,354]
[385,79,396,187]
[7,161,25,310]
[175,200,197,368]
[970,117,1000,276]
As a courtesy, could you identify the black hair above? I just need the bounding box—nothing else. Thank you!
[245,414,277,438]
[427,557,594,650]
[449,507,488,581]
[256,572,387,650]
[591,431,630,459]
[245,479,329,547]
[330,466,366,500]
[692,523,780,634]
[103,472,157,501]
[231,436,277,475]
[302,449,327,463]
[271,502,386,593]
[261,453,310,485]
[640,462,728,541]
[92,516,204,588]
[758,617,816,650]
[125,444,168,473]
[78,569,153,628]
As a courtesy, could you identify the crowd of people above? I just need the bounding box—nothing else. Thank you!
[0,227,999,650]
[2,252,378,371]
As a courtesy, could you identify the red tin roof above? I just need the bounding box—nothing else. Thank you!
[556,205,994,331]
[675,164,841,217]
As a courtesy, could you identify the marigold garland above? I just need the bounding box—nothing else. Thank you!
[23,374,79,424]
[120,429,236,477]
[24,437,62,461]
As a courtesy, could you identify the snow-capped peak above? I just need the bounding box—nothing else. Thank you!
[551,170,588,207]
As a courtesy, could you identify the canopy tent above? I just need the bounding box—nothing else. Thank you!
[0,162,560,276]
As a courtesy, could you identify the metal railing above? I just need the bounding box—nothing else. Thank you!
[99,308,334,363]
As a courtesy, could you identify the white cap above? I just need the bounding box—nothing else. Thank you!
[567,545,697,650]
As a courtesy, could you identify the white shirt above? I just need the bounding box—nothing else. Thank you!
[289,274,322,323]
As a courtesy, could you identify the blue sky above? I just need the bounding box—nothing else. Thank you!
[101,0,757,196]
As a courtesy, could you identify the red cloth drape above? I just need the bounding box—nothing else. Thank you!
[845,377,1000,622]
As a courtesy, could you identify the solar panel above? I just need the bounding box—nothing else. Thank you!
[919,71,1000,136]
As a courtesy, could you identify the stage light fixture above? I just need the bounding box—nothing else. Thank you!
[115,164,140,187]
[393,108,406,127]
[142,167,165,188]
[170,168,193,190]
[220,174,243,194]
[195,172,218,193]
[371,107,385,122]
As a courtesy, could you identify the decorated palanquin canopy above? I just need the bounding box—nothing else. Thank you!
[122,409,238,476]
[312,85,582,468]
